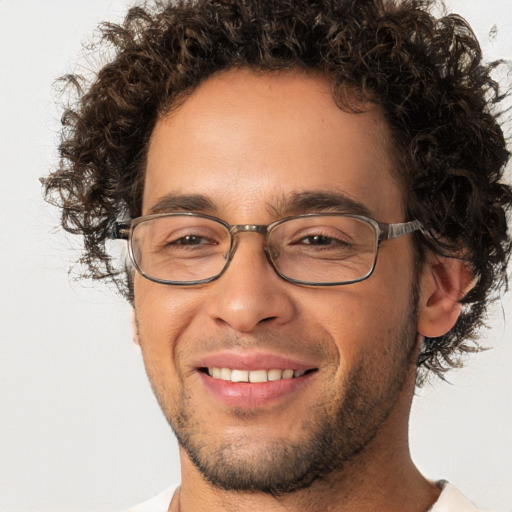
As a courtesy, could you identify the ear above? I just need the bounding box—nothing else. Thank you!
[131,309,141,347]
[417,256,475,338]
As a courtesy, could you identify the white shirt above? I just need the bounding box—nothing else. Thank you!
[125,481,483,512]
[429,481,482,511]
[125,486,176,512]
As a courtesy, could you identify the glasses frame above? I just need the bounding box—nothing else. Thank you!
[112,212,423,286]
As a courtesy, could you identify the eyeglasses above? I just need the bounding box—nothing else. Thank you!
[112,212,423,286]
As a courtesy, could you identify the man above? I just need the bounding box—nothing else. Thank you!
[44,0,511,510]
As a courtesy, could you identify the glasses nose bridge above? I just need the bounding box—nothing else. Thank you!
[226,223,273,269]
[229,224,268,236]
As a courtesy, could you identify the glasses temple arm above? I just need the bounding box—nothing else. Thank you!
[383,220,424,240]
[111,222,131,240]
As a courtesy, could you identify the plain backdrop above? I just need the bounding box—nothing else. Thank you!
[0,1,511,511]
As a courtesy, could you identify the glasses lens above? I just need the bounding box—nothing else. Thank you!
[131,215,230,283]
[268,216,377,284]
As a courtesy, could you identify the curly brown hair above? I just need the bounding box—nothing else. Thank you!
[44,0,512,381]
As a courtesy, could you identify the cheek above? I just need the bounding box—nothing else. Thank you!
[304,277,414,366]
[133,276,201,360]
[133,278,206,412]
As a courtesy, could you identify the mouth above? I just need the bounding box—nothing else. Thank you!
[194,352,320,407]
[195,355,319,408]
[200,367,316,382]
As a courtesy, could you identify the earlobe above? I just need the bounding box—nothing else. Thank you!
[131,309,141,347]
[417,256,474,338]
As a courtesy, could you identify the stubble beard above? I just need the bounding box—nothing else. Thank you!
[143,290,419,496]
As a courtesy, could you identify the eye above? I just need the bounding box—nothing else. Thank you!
[299,234,342,246]
[292,229,352,249]
[169,234,214,246]
[151,228,223,252]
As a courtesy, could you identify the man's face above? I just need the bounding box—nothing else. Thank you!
[134,69,420,493]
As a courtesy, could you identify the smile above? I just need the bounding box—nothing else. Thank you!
[195,352,319,407]
[206,367,308,382]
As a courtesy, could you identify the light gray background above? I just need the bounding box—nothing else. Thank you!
[0,1,511,511]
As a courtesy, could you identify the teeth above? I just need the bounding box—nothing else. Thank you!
[268,369,283,381]
[206,367,308,383]
[282,369,294,379]
[249,369,268,383]
[220,367,231,380]
[231,369,249,382]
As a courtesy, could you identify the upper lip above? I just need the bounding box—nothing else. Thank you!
[193,351,318,371]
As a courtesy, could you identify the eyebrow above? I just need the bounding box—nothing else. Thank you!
[147,194,217,215]
[146,191,373,218]
[271,191,374,218]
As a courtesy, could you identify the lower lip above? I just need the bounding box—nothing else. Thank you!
[197,371,315,408]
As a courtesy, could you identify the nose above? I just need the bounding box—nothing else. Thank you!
[205,233,296,333]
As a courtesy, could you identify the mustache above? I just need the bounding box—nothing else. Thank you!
[133,311,338,364]
[186,329,335,361]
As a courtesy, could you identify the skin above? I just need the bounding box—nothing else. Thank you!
[133,69,468,512]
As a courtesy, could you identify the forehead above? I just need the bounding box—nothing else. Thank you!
[143,69,403,222]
